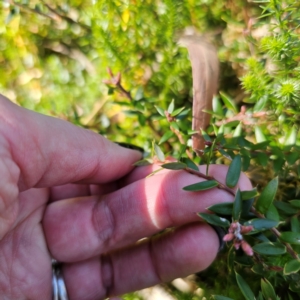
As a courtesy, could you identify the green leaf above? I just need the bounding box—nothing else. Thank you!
[220,92,238,113]
[257,152,268,167]
[171,106,185,117]
[183,180,219,191]
[255,126,267,143]
[253,242,286,255]
[284,259,300,275]
[255,177,278,214]
[286,152,298,165]
[265,204,280,222]
[285,126,297,146]
[181,158,198,171]
[253,95,268,112]
[244,218,279,232]
[167,99,175,113]
[198,213,230,227]
[273,201,298,215]
[133,159,152,166]
[153,143,165,162]
[218,148,233,161]
[235,272,256,300]
[158,131,174,145]
[207,202,233,215]
[280,232,300,245]
[233,189,242,221]
[291,216,300,233]
[233,123,242,137]
[241,189,258,200]
[212,296,234,300]
[289,200,300,209]
[226,155,242,188]
[212,95,223,116]
[200,129,211,142]
[161,162,186,170]
[170,121,180,131]
[154,105,165,117]
[261,278,277,300]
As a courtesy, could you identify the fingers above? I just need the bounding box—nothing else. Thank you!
[43,165,252,262]
[63,223,219,300]
[0,94,142,191]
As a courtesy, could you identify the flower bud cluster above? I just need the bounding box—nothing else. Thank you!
[223,222,254,256]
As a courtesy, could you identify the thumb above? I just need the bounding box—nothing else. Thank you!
[0,94,142,191]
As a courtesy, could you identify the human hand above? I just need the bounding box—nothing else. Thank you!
[0,94,252,299]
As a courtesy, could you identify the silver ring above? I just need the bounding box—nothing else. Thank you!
[52,259,69,300]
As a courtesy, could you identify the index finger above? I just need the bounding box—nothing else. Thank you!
[0,94,142,191]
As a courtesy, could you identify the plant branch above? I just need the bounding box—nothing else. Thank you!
[183,167,235,196]
[251,206,299,259]
[183,164,299,260]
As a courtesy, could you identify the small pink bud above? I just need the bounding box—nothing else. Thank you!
[234,240,241,250]
[229,222,238,233]
[223,233,234,242]
[241,240,253,256]
[241,225,254,234]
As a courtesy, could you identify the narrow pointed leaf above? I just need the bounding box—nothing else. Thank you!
[244,218,279,231]
[158,131,174,145]
[261,278,277,300]
[235,272,256,300]
[198,213,230,227]
[226,155,241,188]
[183,180,218,191]
[220,91,238,113]
[253,95,268,112]
[280,232,300,245]
[133,159,152,166]
[289,200,300,209]
[273,201,298,215]
[241,188,258,200]
[291,216,300,233]
[200,129,212,142]
[154,105,165,117]
[171,106,185,117]
[253,242,286,255]
[255,126,267,143]
[255,177,278,214]
[161,162,186,170]
[212,96,223,116]
[284,259,300,275]
[170,121,180,131]
[167,99,175,113]
[265,204,280,221]
[182,158,198,171]
[233,123,242,137]
[218,148,233,161]
[233,189,242,221]
[285,126,297,146]
[207,202,233,215]
[153,143,165,162]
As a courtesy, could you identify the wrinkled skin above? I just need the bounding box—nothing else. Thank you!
[0,94,252,300]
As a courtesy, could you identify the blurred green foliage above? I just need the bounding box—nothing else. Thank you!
[1,0,300,299]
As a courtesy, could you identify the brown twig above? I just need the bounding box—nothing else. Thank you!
[215,105,267,126]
